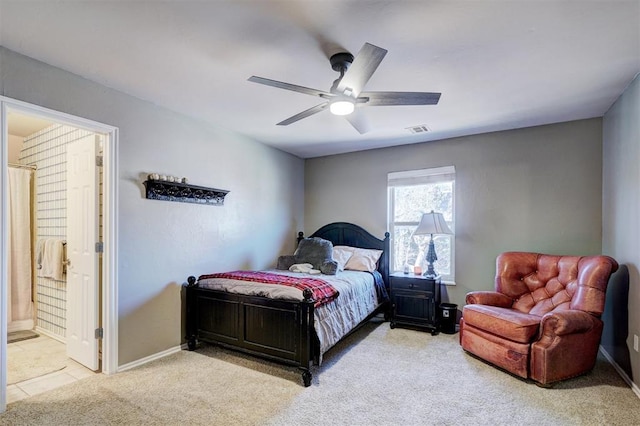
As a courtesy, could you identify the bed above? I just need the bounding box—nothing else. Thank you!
[184,222,390,386]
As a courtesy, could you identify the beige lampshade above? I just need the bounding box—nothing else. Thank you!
[413,211,453,236]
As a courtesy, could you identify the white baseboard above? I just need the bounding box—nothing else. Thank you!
[600,345,640,400]
[117,345,183,373]
[35,326,66,344]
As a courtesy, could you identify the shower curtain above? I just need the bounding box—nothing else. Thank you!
[7,167,34,332]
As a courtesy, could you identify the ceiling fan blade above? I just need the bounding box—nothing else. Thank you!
[248,76,332,98]
[360,91,441,106]
[335,43,387,98]
[344,110,371,134]
[277,103,329,126]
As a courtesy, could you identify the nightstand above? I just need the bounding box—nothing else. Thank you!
[389,272,441,335]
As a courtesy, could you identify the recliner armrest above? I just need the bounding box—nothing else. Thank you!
[465,291,512,307]
[540,310,597,336]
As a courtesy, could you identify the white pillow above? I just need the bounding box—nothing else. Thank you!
[332,247,354,271]
[335,245,383,273]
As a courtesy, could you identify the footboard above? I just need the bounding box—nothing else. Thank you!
[185,276,315,386]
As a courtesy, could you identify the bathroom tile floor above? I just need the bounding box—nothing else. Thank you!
[7,334,97,404]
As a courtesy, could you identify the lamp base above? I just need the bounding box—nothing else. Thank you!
[424,236,438,279]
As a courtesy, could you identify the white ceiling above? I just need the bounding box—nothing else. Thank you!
[7,111,54,137]
[1,1,638,158]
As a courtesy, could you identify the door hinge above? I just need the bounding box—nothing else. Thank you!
[96,155,103,167]
[95,242,104,253]
[95,328,104,339]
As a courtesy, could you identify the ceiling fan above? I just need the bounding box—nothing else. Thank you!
[248,42,441,134]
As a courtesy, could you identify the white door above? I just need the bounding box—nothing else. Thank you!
[66,134,100,370]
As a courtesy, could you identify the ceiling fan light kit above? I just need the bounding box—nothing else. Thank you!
[248,42,441,133]
[329,98,355,115]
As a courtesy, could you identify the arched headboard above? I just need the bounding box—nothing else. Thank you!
[303,222,390,289]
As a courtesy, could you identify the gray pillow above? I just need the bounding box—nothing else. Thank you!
[276,255,297,271]
[277,237,338,275]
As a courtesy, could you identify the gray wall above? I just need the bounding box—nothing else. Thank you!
[0,47,305,365]
[305,119,604,307]
[602,73,640,388]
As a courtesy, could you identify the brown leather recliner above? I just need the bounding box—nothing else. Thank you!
[460,252,618,386]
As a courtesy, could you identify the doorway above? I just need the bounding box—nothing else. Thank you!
[0,97,119,412]
[7,117,98,399]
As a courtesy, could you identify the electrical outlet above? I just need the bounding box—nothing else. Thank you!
[634,335,639,352]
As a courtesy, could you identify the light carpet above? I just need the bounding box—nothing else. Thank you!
[2,318,639,425]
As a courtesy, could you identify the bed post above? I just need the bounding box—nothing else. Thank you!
[297,231,304,244]
[382,231,390,285]
[185,276,199,351]
[299,288,314,387]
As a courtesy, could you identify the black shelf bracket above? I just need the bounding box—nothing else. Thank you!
[143,180,229,206]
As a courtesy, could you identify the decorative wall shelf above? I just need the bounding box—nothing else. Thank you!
[143,180,229,206]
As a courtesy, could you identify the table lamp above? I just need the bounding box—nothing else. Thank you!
[412,210,453,278]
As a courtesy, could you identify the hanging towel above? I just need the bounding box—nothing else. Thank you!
[40,239,65,281]
[35,238,47,270]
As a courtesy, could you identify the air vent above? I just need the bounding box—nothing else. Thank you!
[406,124,430,134]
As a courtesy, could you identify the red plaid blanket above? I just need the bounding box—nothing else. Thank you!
[198,271,339,307]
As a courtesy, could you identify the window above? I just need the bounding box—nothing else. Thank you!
[388,166,455,283]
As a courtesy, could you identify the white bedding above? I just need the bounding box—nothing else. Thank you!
[197,269,380,360]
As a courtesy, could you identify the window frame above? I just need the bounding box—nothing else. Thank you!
[387,166,456,284]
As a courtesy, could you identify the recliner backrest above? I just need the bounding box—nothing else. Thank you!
[495,252,618,317]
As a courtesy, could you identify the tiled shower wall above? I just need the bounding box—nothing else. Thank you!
[19,124,96,339]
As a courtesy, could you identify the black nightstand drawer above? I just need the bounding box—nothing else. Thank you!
[390,278,432,292]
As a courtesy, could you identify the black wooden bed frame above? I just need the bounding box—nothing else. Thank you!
[184,222,390,386]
